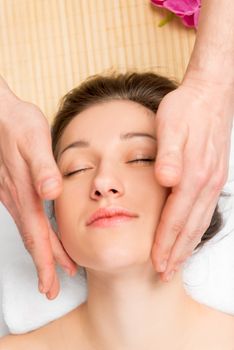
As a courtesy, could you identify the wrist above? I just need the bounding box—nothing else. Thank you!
[183,57,234,88]
[181,73,234,120]
[182,66,234,97]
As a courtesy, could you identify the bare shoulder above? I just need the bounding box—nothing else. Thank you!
[214,311,234,346]
[0,317,64,350]
[0,316,63,350]
[199,305,234,349]
[0,331,49,350]
[0,306,86,350]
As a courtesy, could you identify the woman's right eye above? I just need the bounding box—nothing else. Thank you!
[64,167,92,177]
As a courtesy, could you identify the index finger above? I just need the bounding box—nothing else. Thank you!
[1,176,57,295]
[151,183,199,272]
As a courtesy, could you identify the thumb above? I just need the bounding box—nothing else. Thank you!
[20,129,62,200]
[155,123,186,187]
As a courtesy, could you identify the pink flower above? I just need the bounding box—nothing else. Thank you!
[151,0,201,29]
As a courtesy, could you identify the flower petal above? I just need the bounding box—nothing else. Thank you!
[181,14,196,28]
[151,0,165,7]
[193,8,200,29]
[164,0,200,16]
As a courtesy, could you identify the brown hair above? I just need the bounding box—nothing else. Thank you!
[51,72,225,249]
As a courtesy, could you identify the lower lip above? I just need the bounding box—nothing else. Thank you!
[88,215,136,228]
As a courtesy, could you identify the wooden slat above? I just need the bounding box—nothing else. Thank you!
[0,0,196,123]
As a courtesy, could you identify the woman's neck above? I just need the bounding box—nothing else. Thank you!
[78,261,203,350]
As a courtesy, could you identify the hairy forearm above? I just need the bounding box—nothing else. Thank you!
[183,0,234,88]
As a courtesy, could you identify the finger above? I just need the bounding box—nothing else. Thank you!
[161,194,220,282]
[156,146,228,279]
[151,134,218,272]
[1,138,67,294]
[151,184,199,272]
[47,220,78,276]
[18,122,62,200]
[21,211,56,294]
[1,189,57,295]
[154,116,188,187]
[161,160,227,281]
[1,154,58,294]
[46,270,60,300]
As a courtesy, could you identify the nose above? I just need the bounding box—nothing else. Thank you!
[90,167,124,200]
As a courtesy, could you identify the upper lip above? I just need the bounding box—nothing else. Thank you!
[86,206,139,225]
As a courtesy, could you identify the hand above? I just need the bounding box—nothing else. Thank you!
[0,87,77,299]
[151,79,233,282]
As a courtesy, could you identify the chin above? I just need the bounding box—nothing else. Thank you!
[60,225,155,271]
[73,244,152,273]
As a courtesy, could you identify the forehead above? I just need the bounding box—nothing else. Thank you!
[59,100,155,147]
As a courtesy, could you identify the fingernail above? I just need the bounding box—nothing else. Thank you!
[46,291,53,300]
[166,270,175,282]
[159,259,168,272]
[39,281,45,294]
[41,178,60,195]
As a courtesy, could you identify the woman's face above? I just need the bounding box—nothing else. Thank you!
[54,100,168,271]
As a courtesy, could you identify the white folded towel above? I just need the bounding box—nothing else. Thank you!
[1,260,87,334]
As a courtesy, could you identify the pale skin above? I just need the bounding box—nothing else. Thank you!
[1,100,234,350]
[0,0,234,299]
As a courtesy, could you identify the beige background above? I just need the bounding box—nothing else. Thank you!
[0,0,196,123]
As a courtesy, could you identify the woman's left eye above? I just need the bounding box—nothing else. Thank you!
[128,158,155,164]
[64,167,92,177]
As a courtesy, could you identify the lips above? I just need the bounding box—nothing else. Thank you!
[86,206,138,226]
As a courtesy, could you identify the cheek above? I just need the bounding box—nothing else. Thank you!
[127,170,167,214]
[54,181,88,241]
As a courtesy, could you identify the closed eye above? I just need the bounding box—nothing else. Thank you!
[64,167,93,177]
[128,158,155,164]
[64,159,155,177]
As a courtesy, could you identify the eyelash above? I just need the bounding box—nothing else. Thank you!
[64,168,92,177]
[64,158,155,177]
[127,158,155,164]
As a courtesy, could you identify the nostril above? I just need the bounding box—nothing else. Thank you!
[93,188,118,197]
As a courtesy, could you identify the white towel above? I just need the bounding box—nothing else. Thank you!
[2,260,87,334]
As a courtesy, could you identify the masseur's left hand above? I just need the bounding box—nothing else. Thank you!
[151,77,234,282]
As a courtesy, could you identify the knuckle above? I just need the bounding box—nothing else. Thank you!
[194,170,209,189]
[22,231,36,252]
[210,174,227,193]
[0,166,8,188]
[0,173,22,210]
[21,101,45,121]
[37,261,55,275]
[171,219,186,235]
[185,227,203,244]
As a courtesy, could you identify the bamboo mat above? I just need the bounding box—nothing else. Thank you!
[0,0,196,123]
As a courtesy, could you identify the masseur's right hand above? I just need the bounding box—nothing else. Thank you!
[0,77,77,299]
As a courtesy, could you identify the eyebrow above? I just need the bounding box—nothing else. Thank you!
[58,132,156,161]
